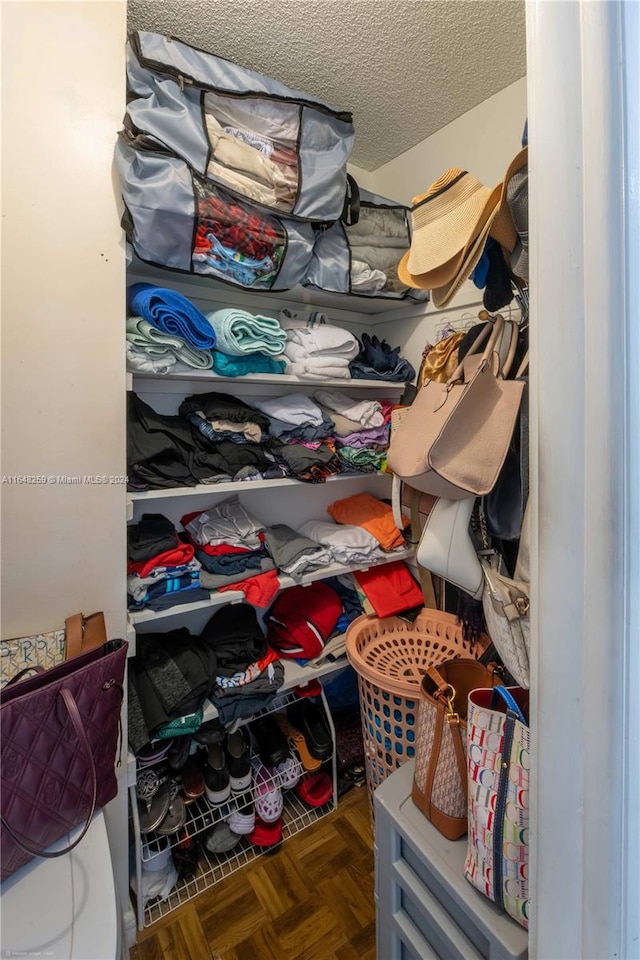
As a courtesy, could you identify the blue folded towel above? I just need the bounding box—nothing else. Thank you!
[211,351,286,377]
[128,283,216,351]
[207,307,286,356]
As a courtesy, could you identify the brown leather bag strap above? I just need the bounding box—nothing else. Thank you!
[447,313,506,386]
[0,687,98,858]
[4,665,46,686]
[65,612,107,661]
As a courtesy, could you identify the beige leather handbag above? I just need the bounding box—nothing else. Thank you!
[387,313,525,499]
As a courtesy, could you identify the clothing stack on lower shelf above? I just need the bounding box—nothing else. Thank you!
[127,492,411,615]
[128,388,399,490]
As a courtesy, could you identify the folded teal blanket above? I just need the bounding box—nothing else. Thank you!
[212,351,286,377]
[207,308,287,357]
[126,317,212,369]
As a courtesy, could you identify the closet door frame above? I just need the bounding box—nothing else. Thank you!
[527,1,639,957]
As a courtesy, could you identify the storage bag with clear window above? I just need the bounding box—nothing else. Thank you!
[124,31,355,224]
[115,139,316,292]
[303,181,430,300]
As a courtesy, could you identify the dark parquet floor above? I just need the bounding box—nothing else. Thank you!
[130,785,376,960]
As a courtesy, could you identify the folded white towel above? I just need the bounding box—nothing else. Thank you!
[299,520,386,565]
[285,324,359,360]
[250,393,324,426]
[314,390,384,429]
[285,359,352,381]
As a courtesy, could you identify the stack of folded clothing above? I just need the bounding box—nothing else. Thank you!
[128,392,287,491]
[314,389,392,474]
[207,307,287,357]
[281,318,359,381]
[248,393,342,482]
[263,523,332,579]
[128,627,217,753]
[207,306,288,377]
[297,518,387,565]
[127,513,209,612]
[349,333,416,383]
[181,496,275,591]
[348,207,412,294]
[327,492,409,552]
[126,317,214,374]
[200,605,284,724]
[178,391,288,483]
[193,186,285,287]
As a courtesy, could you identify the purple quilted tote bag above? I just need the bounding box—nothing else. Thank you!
[0,638,127,881]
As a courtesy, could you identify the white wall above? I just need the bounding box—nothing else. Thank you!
[1,1,127,643]
[347,162,375,191]
[1,0,130,946]
[370,76,527,204]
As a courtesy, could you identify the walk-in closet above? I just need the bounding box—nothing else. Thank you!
[1,3,638,960]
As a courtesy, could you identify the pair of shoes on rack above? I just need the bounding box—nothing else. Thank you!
[137,772,188,836]
[203,727,252,806]
[274,701,333,771]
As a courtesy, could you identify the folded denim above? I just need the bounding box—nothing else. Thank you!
[195,547,267,576]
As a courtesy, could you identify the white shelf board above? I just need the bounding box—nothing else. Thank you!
[128,471,388,502]
[128,368,407,390]
[128,255,431,322]
[128,547,414,625]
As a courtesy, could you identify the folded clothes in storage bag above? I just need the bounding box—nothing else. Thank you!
[124,31,354,222]
[115,139,316,292]
[303,180,431,300]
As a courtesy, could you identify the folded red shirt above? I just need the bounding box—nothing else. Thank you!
[353,561,423,619]
[127,542,195,578]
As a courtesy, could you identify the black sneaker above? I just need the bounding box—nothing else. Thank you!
[203,743,231,805]
[225,727,252,792]
[252,715,290,767]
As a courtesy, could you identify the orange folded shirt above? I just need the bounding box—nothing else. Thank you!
[327,492,408,552]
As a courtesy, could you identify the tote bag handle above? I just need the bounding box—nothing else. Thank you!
[0,687,98,858]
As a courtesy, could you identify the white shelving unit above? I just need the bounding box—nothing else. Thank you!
[126,260,421,928]
[130,673,343,929]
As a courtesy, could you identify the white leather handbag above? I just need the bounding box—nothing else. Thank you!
[392,476,483,599]
[416,496,484,599]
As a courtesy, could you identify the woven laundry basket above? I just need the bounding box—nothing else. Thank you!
[346,608,489,816]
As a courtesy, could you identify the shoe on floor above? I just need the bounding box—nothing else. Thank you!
[203,742,231,805]
[295,770,333,808]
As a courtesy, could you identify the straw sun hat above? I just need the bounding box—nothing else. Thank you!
[398,149,527,306]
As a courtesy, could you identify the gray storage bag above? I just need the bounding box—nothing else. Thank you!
[115,139,315,292]
[303,182,430,300]
[124,31,354,224]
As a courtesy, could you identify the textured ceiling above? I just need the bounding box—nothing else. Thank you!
[127,0,526,171]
